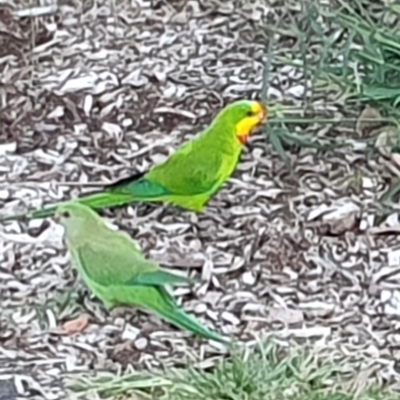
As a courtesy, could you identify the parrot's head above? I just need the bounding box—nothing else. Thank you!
[55,202,102,243]
[216,100,267,145]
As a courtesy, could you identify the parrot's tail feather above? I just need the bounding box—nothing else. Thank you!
[0,210,35,222]
[154,304,230,345]
[1,192,135,222]
[68,192,135,211]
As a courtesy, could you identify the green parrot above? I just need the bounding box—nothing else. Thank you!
[55,202,230,344]
[1,100,266,221]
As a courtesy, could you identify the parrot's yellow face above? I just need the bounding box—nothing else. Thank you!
[233,101,267,145]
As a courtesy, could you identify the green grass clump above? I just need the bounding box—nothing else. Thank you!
[318,1,400,113]
[276,0,400,116]
[65,342,400,400]
[261,0,400,183]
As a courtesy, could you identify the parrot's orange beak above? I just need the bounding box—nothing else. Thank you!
[236,101,267,145]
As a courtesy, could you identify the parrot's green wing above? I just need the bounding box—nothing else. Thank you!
[115,140,231,197]
[107,172,170,198]
[70,236,228,344]
[78,244,194,287]
[72,234,193,287]
[126,270,195,286]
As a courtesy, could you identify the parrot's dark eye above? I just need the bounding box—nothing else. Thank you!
[61,211,70,218]
[246,110,254,117]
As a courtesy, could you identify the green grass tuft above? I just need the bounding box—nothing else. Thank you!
[65,342,400,400]
[273,0,400,117]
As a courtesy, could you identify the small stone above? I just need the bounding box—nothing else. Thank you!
[266,308,304,324]
[47,105,65,119]
[121,324,140,341]
[384,213,399,227]
[362,177,376,189]
[381,290,392,303]
[28,218,47,230]
[73,123,87,135]
[0,142,16,155]
[134,337,148,350]
[388,290,400,312]
[102,122,122,137]
[83,95,93,116]
[194,303,207,313]
[113,318,125,328]
[388,250,400,266]
[242,271,256,286]
[221,311,240,326]
[0,190,9,200]
[122,118,133,127]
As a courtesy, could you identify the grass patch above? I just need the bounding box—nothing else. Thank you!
[311,0,400,115]
[65,341,400,400]
[262,0,400,199]
[272,0,400,115]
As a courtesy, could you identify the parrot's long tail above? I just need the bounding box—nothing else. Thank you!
[157,306,230,344]
[0,192,135,222]
[152,289,230,345]
[0,172,170,222]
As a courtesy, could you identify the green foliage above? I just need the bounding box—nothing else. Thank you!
[271,0,400,112]
[262,0,400,181]
[65,342,400,400]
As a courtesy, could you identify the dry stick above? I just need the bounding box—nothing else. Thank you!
[368,226,400,235]
[6,181,106,188]
[260,24,274,108]
[261,10,296,175]
[53,182,106,187]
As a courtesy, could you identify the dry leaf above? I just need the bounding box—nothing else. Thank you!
[61,314,90,335]
[374,126,400,157]
[368,225,400,235]
[356,106,383,136]
[266,308,304,324]
[321,213,359,236]
[392,152,400,168]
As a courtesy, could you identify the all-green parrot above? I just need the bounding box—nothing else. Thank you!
[1,100,266,221]
[55,202,230,344]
